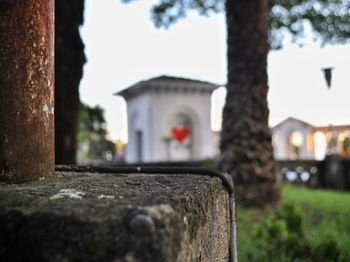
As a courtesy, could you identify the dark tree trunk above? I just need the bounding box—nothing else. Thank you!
[55,0,86,164]
[219,0,280,206]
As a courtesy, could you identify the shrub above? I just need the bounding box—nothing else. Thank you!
[248,203,344,262]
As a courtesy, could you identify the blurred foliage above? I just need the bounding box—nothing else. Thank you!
[248,204,343,261]
[128,0,350,48]
[77,103,115,163]
[237,185,350,261]
[271,0,350,48]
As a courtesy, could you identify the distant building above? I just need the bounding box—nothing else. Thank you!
[272,117,350,160]
[116,75,219,163]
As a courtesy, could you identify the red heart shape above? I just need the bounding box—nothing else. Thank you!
[171,127,189,143]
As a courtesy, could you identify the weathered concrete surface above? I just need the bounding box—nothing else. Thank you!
[0,173,230,261]
[0,0,55,182]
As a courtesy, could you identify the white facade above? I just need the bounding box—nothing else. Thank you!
[117,76,218,163]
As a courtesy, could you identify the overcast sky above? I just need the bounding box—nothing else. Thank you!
[79,0,350,142]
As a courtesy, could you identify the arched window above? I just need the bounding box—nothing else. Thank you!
[342,137,350,157]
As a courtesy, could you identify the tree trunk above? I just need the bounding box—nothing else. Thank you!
[219,0,280,206]
[55,0,86,164]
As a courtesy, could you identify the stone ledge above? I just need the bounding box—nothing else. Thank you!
[0,172,230,262]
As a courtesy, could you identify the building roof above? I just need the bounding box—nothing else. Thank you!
[272,117,315,130]
[272,117,350,133]
[114,75,220,99]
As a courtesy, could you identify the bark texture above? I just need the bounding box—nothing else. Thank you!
[219,0,280,206]
[0,0,55,182]
[55,0,85,164]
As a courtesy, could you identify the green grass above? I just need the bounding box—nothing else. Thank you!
[237,185,350,261]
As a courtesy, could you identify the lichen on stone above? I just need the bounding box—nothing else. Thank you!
[50,188,85,200]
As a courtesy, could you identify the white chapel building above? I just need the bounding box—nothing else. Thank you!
[116,75,219,163]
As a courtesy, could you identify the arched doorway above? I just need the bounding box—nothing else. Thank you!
[289,130,304,160]
[314,131,327,160]
[339,131,350,157]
